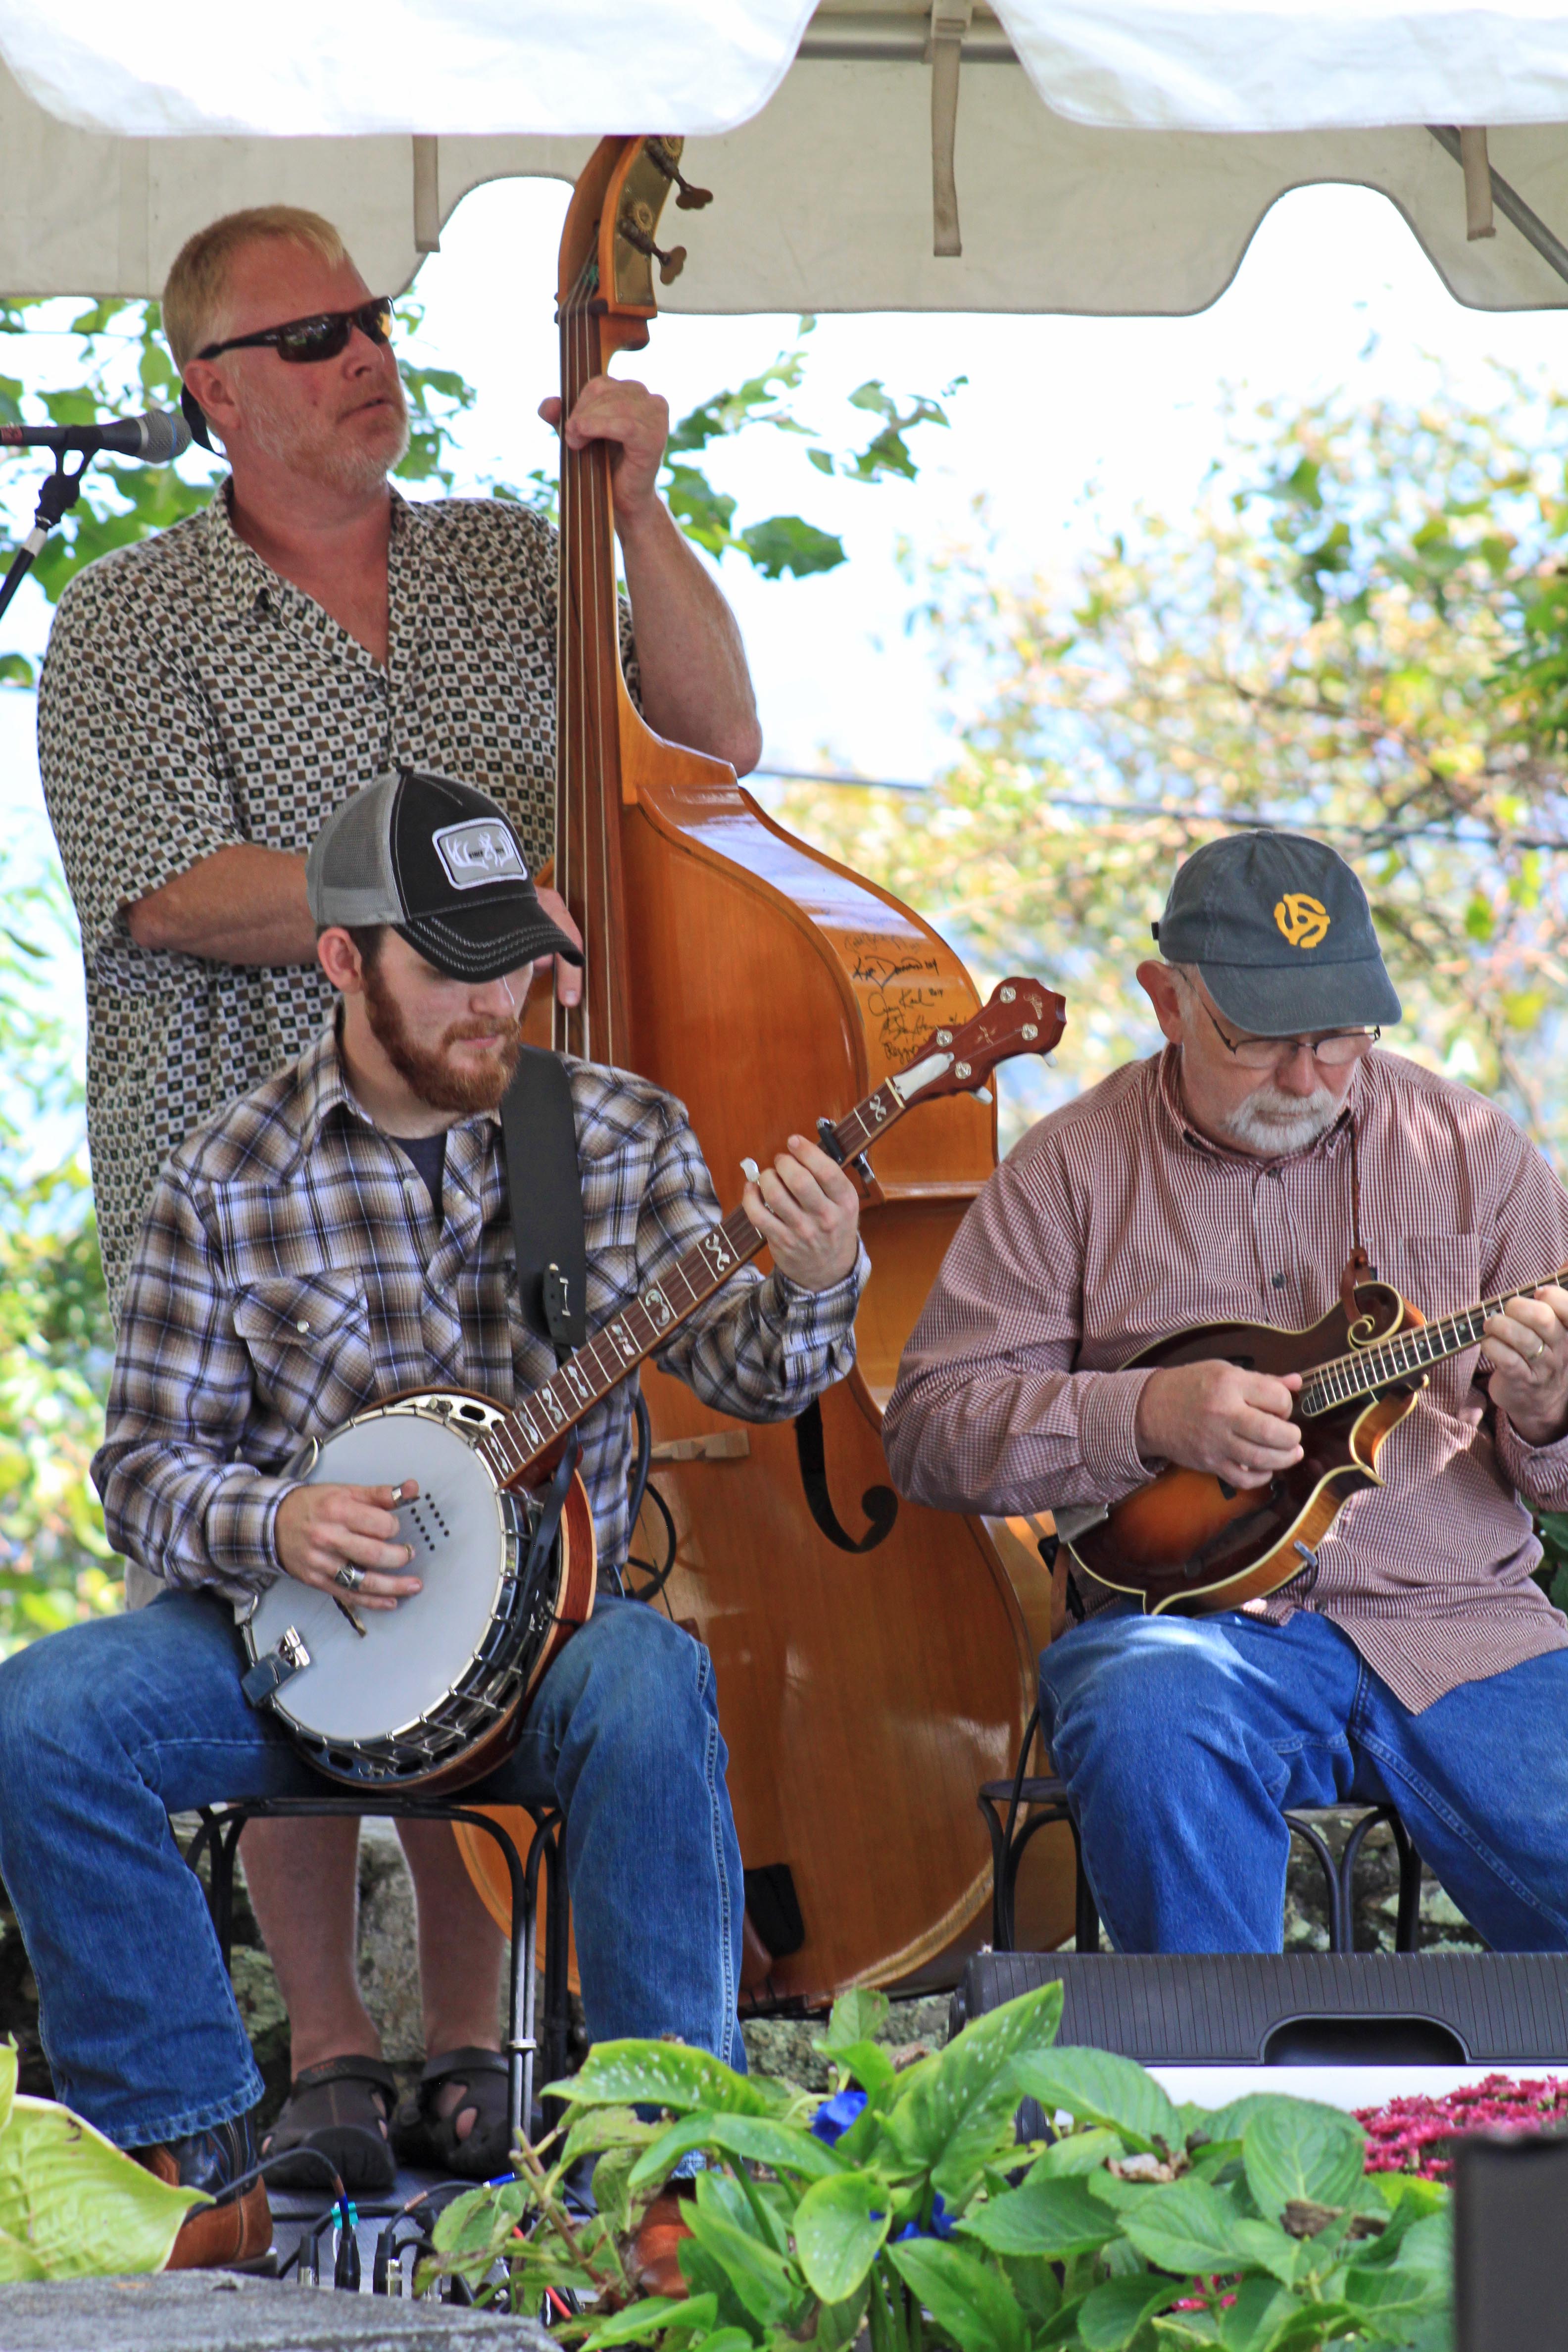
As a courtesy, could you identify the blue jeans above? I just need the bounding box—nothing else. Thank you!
[1039,1604,1568,1954]
[0,1591,744,2146]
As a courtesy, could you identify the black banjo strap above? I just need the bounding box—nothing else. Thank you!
[500,1045,588,1368]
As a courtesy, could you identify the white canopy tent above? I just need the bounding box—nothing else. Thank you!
[2,3,1568,315]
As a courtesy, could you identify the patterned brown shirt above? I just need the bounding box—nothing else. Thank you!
[38,482,632,1311]
[883,1046,1568,1711]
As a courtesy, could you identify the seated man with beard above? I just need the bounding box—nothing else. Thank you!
[884,829,1568,1955]
[0,770,864,2268]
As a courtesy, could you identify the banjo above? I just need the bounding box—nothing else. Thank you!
[243,978,1066,1793]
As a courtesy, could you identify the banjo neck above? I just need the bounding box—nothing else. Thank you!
[474,980,1065,1491]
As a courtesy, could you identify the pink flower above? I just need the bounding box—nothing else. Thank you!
[1356,2074,1568,2180]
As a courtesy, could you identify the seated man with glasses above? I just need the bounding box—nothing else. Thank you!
[884,829,1568,1954]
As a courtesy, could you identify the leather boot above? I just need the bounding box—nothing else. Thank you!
[131,2112,272,2271]
[632,2183,694,2299]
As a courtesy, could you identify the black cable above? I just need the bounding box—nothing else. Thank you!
[628,1389,653,1538]
[213,2145,346,2208]
[625,1478,679,1610]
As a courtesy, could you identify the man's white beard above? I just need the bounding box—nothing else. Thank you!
[242,372,409,496]
[1218,1079,1341,1156]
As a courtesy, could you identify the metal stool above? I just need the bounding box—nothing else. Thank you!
[979,1706,1425,1955]
[183,1794,573,2149]
[1282,1804,1423,1954]
[978,1707,1100,1953]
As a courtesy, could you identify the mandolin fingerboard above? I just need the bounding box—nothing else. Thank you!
[1300,1263,1568,1417]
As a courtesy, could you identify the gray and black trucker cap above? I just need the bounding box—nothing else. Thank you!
[1153,829,1401,1037]
[306,769,583,983]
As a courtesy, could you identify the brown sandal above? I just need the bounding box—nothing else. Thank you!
[260,2054,398,2193]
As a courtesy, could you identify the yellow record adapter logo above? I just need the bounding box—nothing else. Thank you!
[1274,892,1330,950]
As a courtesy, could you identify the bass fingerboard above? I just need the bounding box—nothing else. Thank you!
[476,1074,921,1491]
[1299,1260,1568,1419]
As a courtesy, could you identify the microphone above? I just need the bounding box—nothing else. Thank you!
[0,411,191,464]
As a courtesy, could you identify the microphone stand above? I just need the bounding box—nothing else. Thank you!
[0,449,91,634]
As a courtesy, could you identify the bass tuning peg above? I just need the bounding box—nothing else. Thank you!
[618,205,687,284]
[645,137,714,212]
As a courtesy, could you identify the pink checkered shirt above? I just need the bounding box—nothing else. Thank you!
[883,1046,1568,1712]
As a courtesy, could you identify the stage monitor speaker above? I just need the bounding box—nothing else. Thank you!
[952,1951,1568,2069]
[1454,2135,1568,2352]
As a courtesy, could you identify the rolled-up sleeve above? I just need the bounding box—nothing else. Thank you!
[883,1137,1155,1516]
[1481,1117,1568,1513]
[92,1174,299,1602]
[38,571,240,965]
[637,1103,864,1417]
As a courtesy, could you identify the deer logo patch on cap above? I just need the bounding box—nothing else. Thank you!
[1274,892,1330,950]
[433,819,528,892]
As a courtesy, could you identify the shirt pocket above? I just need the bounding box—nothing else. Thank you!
[231,1270,376,1436]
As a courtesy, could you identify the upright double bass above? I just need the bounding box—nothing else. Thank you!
[465,136,1075,1998]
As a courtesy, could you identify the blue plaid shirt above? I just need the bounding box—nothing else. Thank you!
[94,1022,866,1603]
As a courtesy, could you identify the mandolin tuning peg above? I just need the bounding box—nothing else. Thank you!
[675,182,714,211]
[658,245,687,285]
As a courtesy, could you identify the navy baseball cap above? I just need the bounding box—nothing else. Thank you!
[1153,830,1401,1036]
[307,769,582,983]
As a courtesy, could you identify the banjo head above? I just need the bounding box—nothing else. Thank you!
[247,1400,524,1750]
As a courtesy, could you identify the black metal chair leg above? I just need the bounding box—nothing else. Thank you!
[543,1822,572,2098]
[1285,1813,1348,1951]
[1386,1807,1423,1952]
[1067,1821,1100,1954]
[976,1794,1011,1948]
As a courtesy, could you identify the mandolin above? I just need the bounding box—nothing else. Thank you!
[1067,1264,1568,1615]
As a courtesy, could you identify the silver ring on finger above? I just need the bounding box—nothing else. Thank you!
[335,1564,367,1592]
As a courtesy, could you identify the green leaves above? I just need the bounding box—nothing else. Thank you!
[548,2040,790,2117]
[887,2236,1026,2352]
[886,1978,1063,2199]
[1240,2098,1366,2223]
[822,1988,892,2050]
[791,2169,890,2302]
[682,2195,799,2330]
[0,2077,203,2279]
[628,2112,843,2191]
[1011,2046,1182,2156]
[1118,2176,1250,2275]
[1078,2269,1180,2350]
[960,2171,1117,2260]
[257,1991,1457,2352]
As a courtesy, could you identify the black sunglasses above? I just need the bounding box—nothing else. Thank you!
[181,298,394,449]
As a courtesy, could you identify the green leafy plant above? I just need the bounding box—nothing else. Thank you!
[0,863,116,1660]
[776,368,1568,1164]
[0,302,961,648]
[661,324,962,579]
[415,1985,1451,2351]
[0,2042,200,2277]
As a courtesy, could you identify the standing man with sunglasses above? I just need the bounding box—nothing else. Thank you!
[884,830,1568,1955]
[35,204,763,2198]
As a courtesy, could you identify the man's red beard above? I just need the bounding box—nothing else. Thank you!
[362,955,522,1113]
